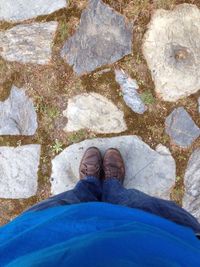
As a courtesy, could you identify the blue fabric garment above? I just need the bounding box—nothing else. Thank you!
[27,177,200,233]
[0,202,200,267]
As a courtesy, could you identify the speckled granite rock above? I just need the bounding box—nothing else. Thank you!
[143,4,200,101]
[61,0,133,75]
[0,145,41,199]
[0,22,58,64]
[165,107,200,148]
[51,136,176,199]
[183,149,200,222]
[115,69,147,114]
[0,0,67,22]
[63,93,127,134]
[0,86,37,135]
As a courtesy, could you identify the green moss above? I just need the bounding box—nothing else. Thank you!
[67,130,88,144]
[141,91,155,105]
[59,21,69,41]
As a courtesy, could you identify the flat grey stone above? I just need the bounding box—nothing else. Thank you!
[0,145,41,199]
[51,136,176,199]
[183,149,200,222]
[165,107,200,148]
[61,0,133,75]
[115,69,147,114]
[0,22,58,65]
[63,93,127,134]
[0,86,38,135]
[0,0,67,22]
[143,4,200,101]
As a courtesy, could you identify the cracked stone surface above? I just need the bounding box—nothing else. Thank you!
[0,22,58,65]
[143,4,200,102]
[165,107,200,148]
[115,69,147,114]
[63,93,127,134]
[61,0,133,75]
[0,145,41,199]
[0,86,38,135]
[0,0,67,22]
[183,149,200,222]
[51,136,176,199]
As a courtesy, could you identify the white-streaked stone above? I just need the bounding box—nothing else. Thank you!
[0,0,67,22]
[63,93,127,134]
[0,145,41,199]
[0,22,58,65]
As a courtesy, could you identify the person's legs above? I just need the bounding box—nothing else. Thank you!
[26,147,103,212]
[27,176,102,212]
[102,148,200,233]
[102,178,200,233]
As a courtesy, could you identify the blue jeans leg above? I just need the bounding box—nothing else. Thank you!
[26,176,102,212]
[102,178,200,233]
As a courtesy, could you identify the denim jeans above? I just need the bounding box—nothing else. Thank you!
[27,176,200,233]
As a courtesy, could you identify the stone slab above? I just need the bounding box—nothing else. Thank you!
[61,0,133,75]
[115,69,147,114]
[165,107,200,148]
[63,93,127,134]
[0,22,58,65]
[0,145,41,199]
[51,136,176,199]
[183,149,200,222]
[0,0,67,22]
[0,86,38,135]
[143,4,200,101]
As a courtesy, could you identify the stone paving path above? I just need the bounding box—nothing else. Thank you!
[0,1,200,224]
[51,136,176,199]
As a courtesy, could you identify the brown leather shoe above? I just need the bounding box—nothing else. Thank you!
[103,148,125,183]
[79,147,102,179]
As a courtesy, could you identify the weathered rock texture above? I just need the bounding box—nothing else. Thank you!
[0,0,67,22]
[143,4,200,102]
[0,22,58,65]
[183,149,200,222]
[115,69,147,114]
[165,107,200,148]
[0,86,38,135]
[61,0,133,75]
[51,136,176,199]
[63,93,127,134]
[0,145,41,199]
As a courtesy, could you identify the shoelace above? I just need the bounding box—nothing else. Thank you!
[83,163,100,176]
[105,166,119,179]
